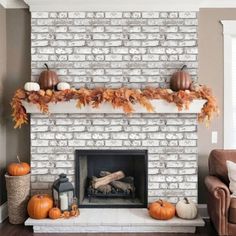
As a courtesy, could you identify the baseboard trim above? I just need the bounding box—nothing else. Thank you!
[198,204,209,219]
[0,202,8,223]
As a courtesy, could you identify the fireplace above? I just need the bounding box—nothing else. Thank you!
[29,10,199,206]
[75,150,148,208]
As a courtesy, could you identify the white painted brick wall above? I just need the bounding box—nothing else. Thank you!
[31,113,198,204]
[30,11,198,204]
[31,11,198,88]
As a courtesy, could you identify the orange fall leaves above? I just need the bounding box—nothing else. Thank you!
[11,86,219,128]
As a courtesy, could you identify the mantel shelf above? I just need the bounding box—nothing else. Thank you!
[22,99,206,114]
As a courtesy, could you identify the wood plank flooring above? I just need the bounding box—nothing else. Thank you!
[0,219,217,236]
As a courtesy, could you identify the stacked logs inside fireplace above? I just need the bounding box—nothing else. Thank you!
[87,171,135,202]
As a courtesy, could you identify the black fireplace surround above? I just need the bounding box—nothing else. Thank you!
[75,150,148,208]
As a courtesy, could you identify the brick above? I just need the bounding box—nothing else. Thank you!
[56,161,73,168]
[31,126,49,132]
[87,140,104,146]
[68,12,86,18]
[68,140,86,146]
[31,183,49,189]
[37,133,55,140]
[92,133,110,139]
[74,133,92,139]
[166,176,183,182]
[149,175,165,182]
[37,175,56,182]
[179,182,197,189]
[142,12,160,18]
[105,140,122,146]
[123,140,141,146]
[31,168,48,175]
[148,169,159,175]
[179,54,197,61]
[148,133,165,139]
[166,161,184,168]
[179,140,196,147]
[55,133,73,140]
[31,140,49,146]
[111,133,128,139]
[179,12,197,19]
[160,168,178,175]
[32,12,49,19]
[55,119,73,125]
[105,12,123,18]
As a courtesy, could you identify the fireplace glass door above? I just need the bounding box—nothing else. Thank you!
[75,150,148,208]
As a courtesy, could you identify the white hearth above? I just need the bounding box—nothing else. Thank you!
[25,209,205,233]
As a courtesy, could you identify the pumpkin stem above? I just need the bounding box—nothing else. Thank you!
[181,65,187,71]
[184,197,189,204]
[16,155,21,163]
[158,199,163,207]
[44,63,49,70]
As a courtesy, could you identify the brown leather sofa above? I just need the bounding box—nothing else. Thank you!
[205,149,236,235]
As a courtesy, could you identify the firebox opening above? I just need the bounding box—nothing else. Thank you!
[75,150,148,208]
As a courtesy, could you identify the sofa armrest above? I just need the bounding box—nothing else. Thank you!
[205,176,230,198]
[205,175,231,235]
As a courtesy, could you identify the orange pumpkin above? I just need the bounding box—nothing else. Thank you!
[27,194,53,219]
[170,65,192,91]
[63,211,70,219]
[49,207,62,219]
[7,156,30,176]
[148,199,175,220]
[38,63,59,90]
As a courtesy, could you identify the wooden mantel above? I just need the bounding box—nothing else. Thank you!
[22,99,206,114]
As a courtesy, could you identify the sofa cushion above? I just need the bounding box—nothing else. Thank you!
[227,160,236,194]
[209,149,236,185]
[230,198,236,223]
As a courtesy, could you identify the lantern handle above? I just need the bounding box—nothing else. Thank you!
[181,65,187,71]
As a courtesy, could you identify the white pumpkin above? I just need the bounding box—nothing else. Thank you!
[176,198,198,219]
[24,82,40,91]
[57,82,70,91]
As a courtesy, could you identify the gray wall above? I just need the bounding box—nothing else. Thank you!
[0,7,30,205]
[5,9,31,164]
[0,4,7,205]
[198,8,236,203]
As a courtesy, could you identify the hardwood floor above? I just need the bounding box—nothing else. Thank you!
[0,219,218,236]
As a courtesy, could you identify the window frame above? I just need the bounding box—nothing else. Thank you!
[221,20,236,148]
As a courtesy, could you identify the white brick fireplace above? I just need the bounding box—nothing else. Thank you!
[29,10,199,204]
[23,0,207,232]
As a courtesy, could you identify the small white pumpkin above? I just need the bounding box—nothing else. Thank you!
[190,82,201,92]
[24,82,40,92]
[57,82,71,91]
[176,198,198,219]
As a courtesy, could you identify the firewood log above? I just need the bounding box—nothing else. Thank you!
[92,171,125,189]
[99,171,134,184]
[122,176,134,184]
[97,184,112,194]
[99,171,111,177]
[111,181,135,193]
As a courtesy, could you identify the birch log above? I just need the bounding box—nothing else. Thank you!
[92,171,125,189]
[111,181,134,193]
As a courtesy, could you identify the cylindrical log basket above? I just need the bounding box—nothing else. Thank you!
[5,173,30,224]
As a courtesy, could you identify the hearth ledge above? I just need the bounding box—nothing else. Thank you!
[22,99,206,114]
[25,209,205,233]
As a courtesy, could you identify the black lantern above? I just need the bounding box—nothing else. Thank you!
[52,173,74,211]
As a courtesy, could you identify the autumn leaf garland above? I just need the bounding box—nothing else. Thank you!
[11,86,219,128]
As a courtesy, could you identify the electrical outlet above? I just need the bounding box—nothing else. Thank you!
[212,131,218,144]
